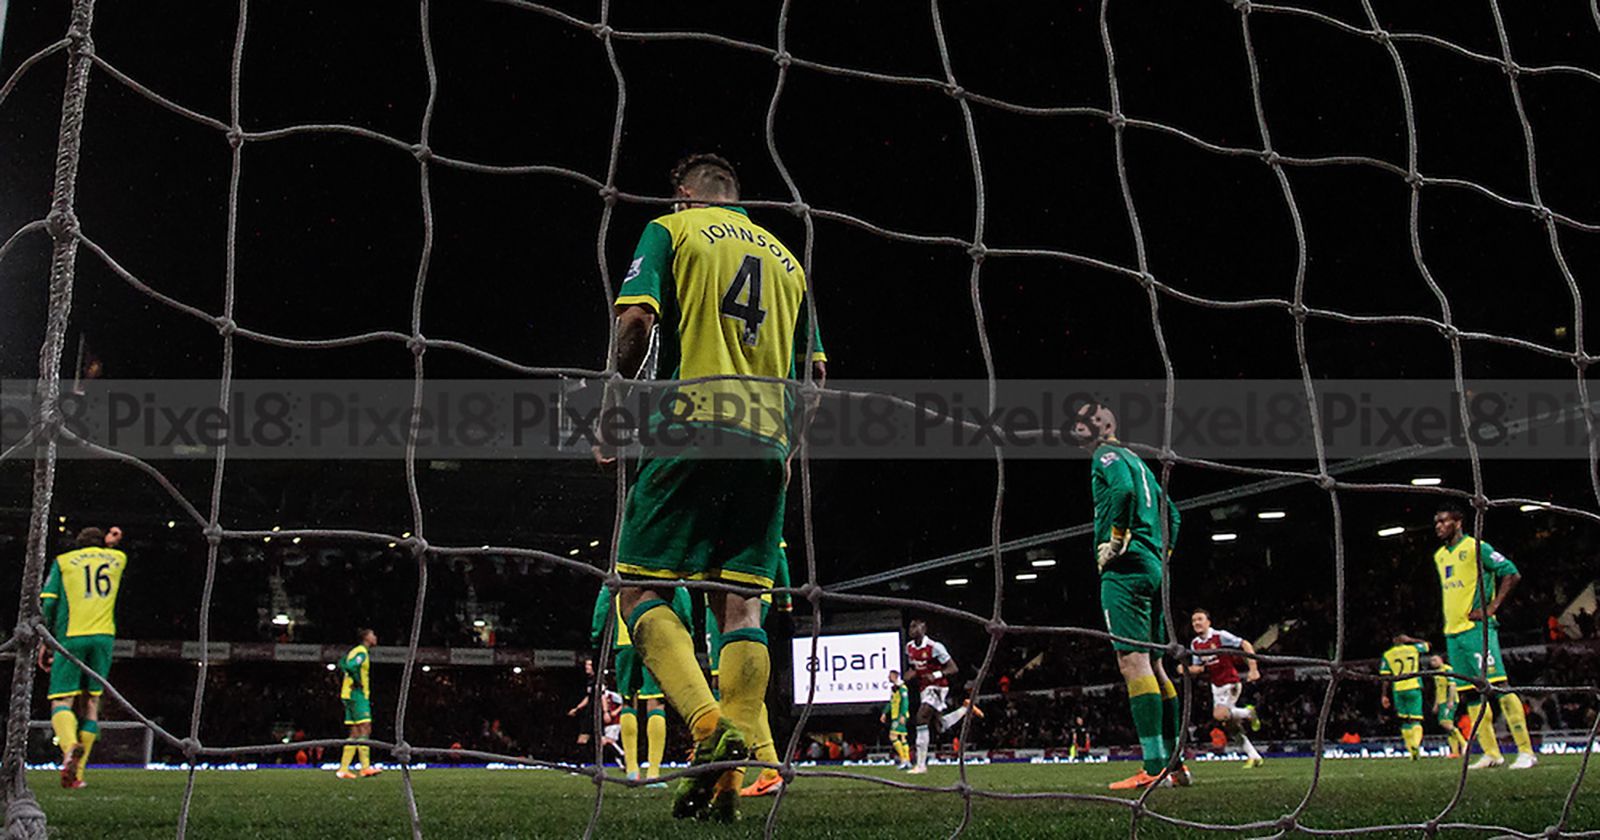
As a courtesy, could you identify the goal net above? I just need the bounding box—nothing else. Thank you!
[1,0,1598,837]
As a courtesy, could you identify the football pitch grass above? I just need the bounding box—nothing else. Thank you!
[29,756,1599,839]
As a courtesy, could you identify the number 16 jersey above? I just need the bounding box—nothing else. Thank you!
[41,546,128,637]
[616,206,825,451]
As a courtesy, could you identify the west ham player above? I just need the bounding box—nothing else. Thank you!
[1186,610,1263,767]
[903,620,976,773]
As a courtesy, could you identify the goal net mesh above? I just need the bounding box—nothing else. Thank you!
[2,0,1598,837]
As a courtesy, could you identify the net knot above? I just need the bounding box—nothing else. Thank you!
[1574,353,1592,372]
[774,50,793,68]
[44,209,78,241]
[788,201,810,217]
[1277,814,1298,831]
[597,185,619,205]
[1106,114,1128,129]
[65,27,93,54]
[985,619,1007,638]
[800,582,823,606]
[411,143,433,163]
[202,524,224,545]
[944,83,966,100]
[603,574,623,593]
[213,316,237,337]
[1315,473,1335,490]
[407,535,430,557]
[1288,302,1308,320]
[1404,171,1424,189]
[392,741,412,763]
[1436,323,1459,341]
[1470,493,1489,512]
[589,23,613,39]
[1369,29,1391,46]
[407,334,427,356]
[590,764,608,783]
[1137,271,1156,290]
[180,737,201,760]
[1261,150,1281,167]
[1230,0,1251,13]
[1421,818,1440,836]
[1502,61,1521,78]
[1543,825,1562,839]
[779,763,797,783]
[953,780,973,796]
[967,243,988,263]
[226,128,244,150]
[1531,205,1552,223]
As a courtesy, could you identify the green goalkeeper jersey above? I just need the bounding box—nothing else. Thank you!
[1090,441,1180,569]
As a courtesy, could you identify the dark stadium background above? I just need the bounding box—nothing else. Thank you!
[2,1,1598,758]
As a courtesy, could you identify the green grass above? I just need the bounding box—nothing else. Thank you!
[28,756,1600,839]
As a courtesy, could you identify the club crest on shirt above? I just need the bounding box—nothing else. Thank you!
[623,257,642,283]
[1099,451,1120,466]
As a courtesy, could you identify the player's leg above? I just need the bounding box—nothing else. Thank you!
[1439,704,1465,757]
[49,637,91,788]
[356,721,378,775]
[1103,569,1169,789]
[619,704,640,779]
[646,704,669,783]
[708,589,767,812]
[1449,632,1505,767]
[911,704,935,772]
[74,635,113,783]
[1484,627,1536,767]
[338,722,359,779]
[76,695,100,783]
[1396,689,1425,758]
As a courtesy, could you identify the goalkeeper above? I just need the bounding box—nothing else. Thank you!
[39,526,128,789]
[596,153,826,822]
[591,583,690,784]
[1430,504,1536,769]
[336,629,381,779]
[1071,402,1185,791]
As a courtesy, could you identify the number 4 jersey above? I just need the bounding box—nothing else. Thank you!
[41,546,128,637]
[616,206,825,451]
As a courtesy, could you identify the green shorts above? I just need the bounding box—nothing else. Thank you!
[1099,557,1165,653]
[343,690,372,726]
[48,634,114,700]
[616,446,786,590]
[616,646,662,701]
[1392,687,1424,721]
[1437,702,1459,725]
[1446,625,1507,691]
[706,601,772,675]
[889,723,908,740]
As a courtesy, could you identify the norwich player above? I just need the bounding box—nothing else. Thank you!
[39,526,127,789]
[705,541,793,797]
[591,584,690,784]
[881,671,911,769]
[336,629,381,779]
[1378,635,1430,759]
[1429,654,1467,758]
[598,153,826,822]
[1072,402,1186,791]
[1431,504,1536,769]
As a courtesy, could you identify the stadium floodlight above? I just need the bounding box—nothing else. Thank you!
[1257,511,1286,520]
[57,515,66,523]
[421,665,432,673]
[291,536,302,544]
[325,664,335,671]
[1014,572,1038,581]
[568,548,580,556]
[1211,532,1238,542]
[272,613,290,626]
[1030,558,1056,568]
[1519,503,1547,512]
[401,531,412,538]
[472,619,486,628]
[512,666,523,675]
[1410,477,1442,486]
[271,525,281,532]
[944,577,969,586]
[589,539,600,547]
[387,542,397,549]
[166,520,175,528]
[263,536,271,543]
[1377,526,1405,537]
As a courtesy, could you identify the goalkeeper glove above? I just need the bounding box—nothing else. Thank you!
[1096,527,1130,572]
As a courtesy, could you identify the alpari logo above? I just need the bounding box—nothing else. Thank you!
[806,644,891,681]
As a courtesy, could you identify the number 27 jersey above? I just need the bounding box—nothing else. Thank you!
[616,206,825,449]
[41,546,128,637]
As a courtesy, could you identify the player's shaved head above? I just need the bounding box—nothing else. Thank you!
[75,527,105,548]
[1070,400,1117,448]
[671,152,739,202]
[357,627,376,645]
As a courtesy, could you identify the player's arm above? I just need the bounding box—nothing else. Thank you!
[1469,542,1521,621]
[933,644,958,683]
[1378,656,1392,709]
[1239,639,1260,681]
[37,562,63,670]
[589,588,613,649]
[785,290,827,480]
[1183,641,1205,675]
[596,222,670,464]
[1092,454,1136,570]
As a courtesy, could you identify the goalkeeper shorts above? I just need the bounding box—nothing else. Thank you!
[616,444,786,590]
[1099,558,1166,653]
[47,634,114,700]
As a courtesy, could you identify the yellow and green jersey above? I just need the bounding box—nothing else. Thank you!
[1433,663,1458,707]
[616,206,825,450]
[1090,441,1181,569]
[884,683,909,724]
[1432,535,1519,636]
[340,645,370,699]
[1379,641,1429,693]
[40,546,128,638]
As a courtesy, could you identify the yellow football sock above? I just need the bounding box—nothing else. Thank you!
[646,711,667,779]
[50,708,79,760]
[77,728,98,780]
[629,601,720,742]
[1448,728,1467,756]
[339,745,356,772]
[717,633,771,744]
[751,702,780,783]
[896,741,911,764]
[1498,693,1533,755]
[620,709,640,778]
[357,745,371,770]
[1467,700,1503,760]
[1402,724,1422,756]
